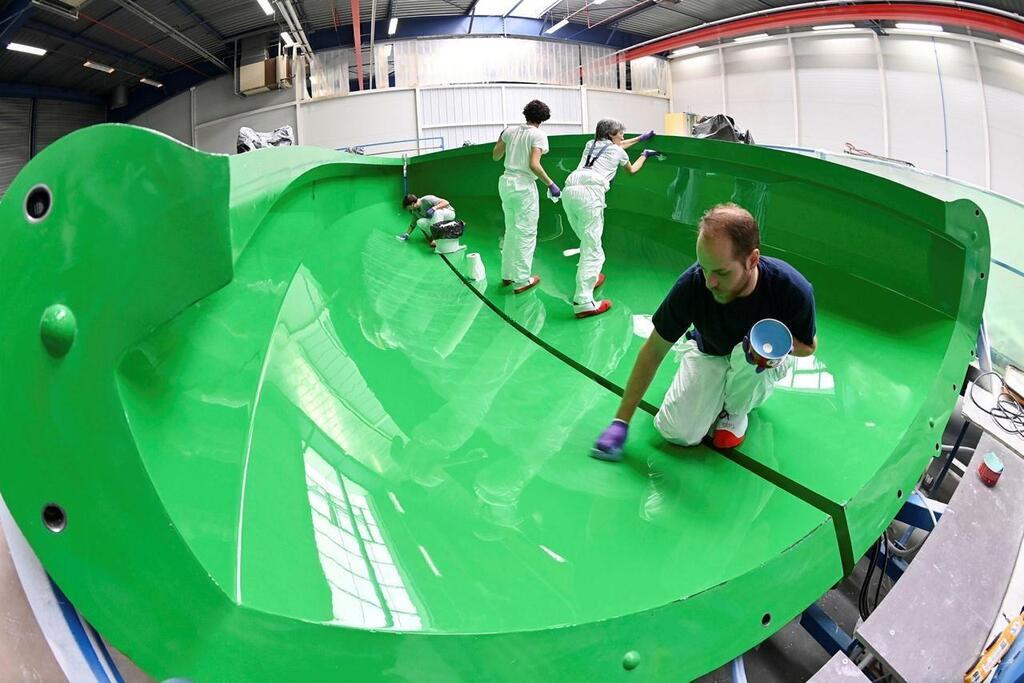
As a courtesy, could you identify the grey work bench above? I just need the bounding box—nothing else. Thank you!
[807,652,871,682]
[855,431,1024,682]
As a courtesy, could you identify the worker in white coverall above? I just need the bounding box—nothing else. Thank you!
[398,193,456,244]
[491,99,559,294]
[591,203,819,462]
[562,118,659,318]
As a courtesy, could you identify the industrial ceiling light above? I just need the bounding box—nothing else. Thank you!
[83,60,115,73]
[592,0,608,4]
[280,31,296,47]
[999,38,1024,51]
[669,46,700,57]
[256,0,273,15]
[545,18,569,34]
[812,23,855,31]
[388,17,398,35]
[140,77,163,87]
[895,22,942,32]
[732,33,769,43]
[6,42,47,56]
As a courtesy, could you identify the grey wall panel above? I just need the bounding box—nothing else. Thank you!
[33,100,106,154]
[131,91,192,144]
[670,50,723,116]
[585,89,669,136]
[194,107,297,154]
[723,42,795,146]
[880,36,946,174]
[194,74,297,126]
[935,40,988,188]
[0,98,31,199]
[978,44,1024,200]
[301,90,417,153]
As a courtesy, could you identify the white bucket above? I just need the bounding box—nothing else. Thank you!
[466,252,486,281]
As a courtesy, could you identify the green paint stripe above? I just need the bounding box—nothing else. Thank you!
[439,253,855,577]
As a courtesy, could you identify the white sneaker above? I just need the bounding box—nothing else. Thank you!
[712,411,748,449]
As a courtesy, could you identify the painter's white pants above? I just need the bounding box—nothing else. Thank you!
[562,177,607,307]
[498,173,539,288]
[415,207,456,237]
[654,339,792,447]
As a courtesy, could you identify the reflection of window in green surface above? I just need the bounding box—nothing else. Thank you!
[304,446,422,631]
[775,355,835,393]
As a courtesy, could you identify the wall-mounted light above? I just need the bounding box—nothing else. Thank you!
[280,31,296,47]
[256,0,274,15]
[544,18,569,34]
[388,17,398,35]
[812,24,855,31]
[83,60,114,73]
[669,46,701,57]
[732,33,769,43]
[999,38,1024,51]
[894,22,943,32]
[6,42,47,56]
[140,77,163,87]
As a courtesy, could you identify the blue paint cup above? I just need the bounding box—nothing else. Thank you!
[748,318,793,370]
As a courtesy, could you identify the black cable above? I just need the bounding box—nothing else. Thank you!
[969,371,1024,438]
[859,537,882,621]
[873,543,890,613]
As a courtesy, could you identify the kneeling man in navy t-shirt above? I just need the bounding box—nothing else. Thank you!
[593,203,818,461]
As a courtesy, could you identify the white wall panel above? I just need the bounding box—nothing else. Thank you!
[585,89,668,136]
[302,90,416,154]
[670,50,723,116]
[130,90,192,144]
[723,42,794,146]
[977,44,1024,200]
[195,107,298,155]
[503,85,582,127]
[880,36,946,173]
[794,34,884,153]
[419,86,502,127]
[194,74,296,125]
[934,39,987,187]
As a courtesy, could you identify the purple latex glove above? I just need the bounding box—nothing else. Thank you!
[425,207,435,218]
[592,419,628,461]
[742,335,767,374]
[639,130,655,142]
[641,149,660,159]
[548,182,561,198]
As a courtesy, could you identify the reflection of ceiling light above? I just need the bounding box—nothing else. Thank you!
[140,77,163,87]
[895,22,942,32]
[388,17,398,35]
[256,0,273,15]
[83,60,114,73]
[280,31,295,47]
[670,46,701,57]
[1001,38,1024,51]
[813,23,855,30]
[6,42,47,56]
[593,0,608,4]
[733,33,769,43]
[545,18,569,34]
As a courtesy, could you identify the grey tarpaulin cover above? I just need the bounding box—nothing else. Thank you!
[691,115,755,145]
[237,125,296,153]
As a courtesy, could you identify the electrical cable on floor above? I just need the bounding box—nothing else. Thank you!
[858,537,882,621]
[970,370,1024,437]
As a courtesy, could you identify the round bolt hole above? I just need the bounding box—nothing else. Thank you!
[25,184,53,223]
[974,208,981,217]
[897,489,903,499]
[761,612,772,627]
[42,504,66,533]
[980,272,986,280]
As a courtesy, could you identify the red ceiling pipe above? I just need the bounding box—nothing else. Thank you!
[351,0,364,90]
[623,3,1024,61]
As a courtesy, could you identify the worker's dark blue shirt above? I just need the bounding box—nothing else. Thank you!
[652,256,816,356]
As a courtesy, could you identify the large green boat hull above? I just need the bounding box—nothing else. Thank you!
[0,125,987,681]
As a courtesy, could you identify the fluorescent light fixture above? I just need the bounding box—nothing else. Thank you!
[513,0,558,19]
[140,77,163,87]
[732,33,769,43]
[592,0,609,4]
[388,16,398,35]
[895,22,942,32]
[1000,38,1024,51]
[6,42,47,56]
[545,18,569,34]
[812,23,855,31]
[669,46,701,57]
[471,0,518,14]
[280,31,295,47]
[83,60,114,73]
[256,0,274,15]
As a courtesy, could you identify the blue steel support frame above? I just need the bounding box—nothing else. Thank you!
[0,0,33,47]
[24,19,165,73]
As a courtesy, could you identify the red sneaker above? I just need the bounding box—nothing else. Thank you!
[595,273,606,289]
[575,300,612,319]
[712,412,748,449]
[513,276,541,294]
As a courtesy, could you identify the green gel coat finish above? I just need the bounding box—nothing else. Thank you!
[0,125,985,681]
[40,304,77,358]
